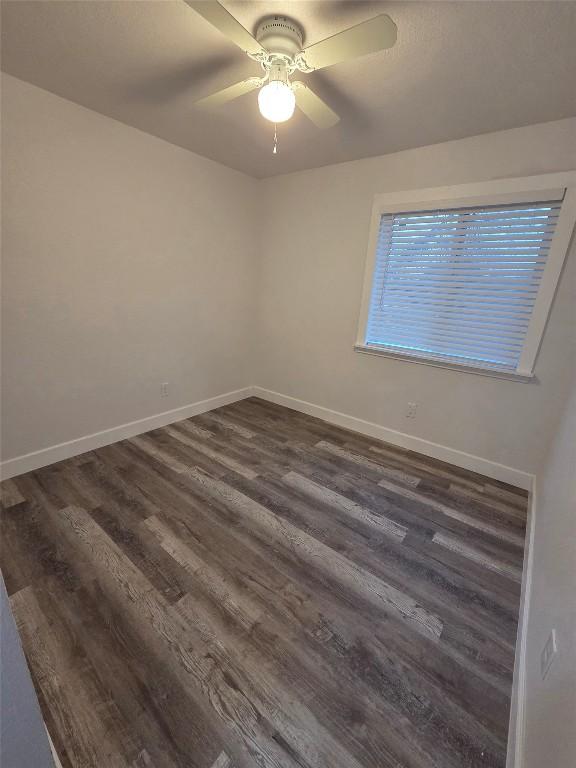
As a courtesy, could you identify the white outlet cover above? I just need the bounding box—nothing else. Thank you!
[540,629,557,679]
[406,402,418,418]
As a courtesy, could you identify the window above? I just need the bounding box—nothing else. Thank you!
[356,174,576,379]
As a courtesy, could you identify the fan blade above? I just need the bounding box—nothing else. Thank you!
[184,1,265,56]
[301,15,397,71]
[293,83,340,129]
[195,77,263,108]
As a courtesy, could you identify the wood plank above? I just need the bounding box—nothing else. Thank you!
[0,478,25,508]
[316,440,421,486]
[53,505,340,768]
[197,411,256,439]
[377,477,525,547]
[163,426,258,479]
[10,585,140,768]
[282,471,408,541]
[2,397,527,768]
[37,576,223,768]
[106,424,519,692]
[226,472,518,674]
[183,467,443,641]
[177,420,215,440]
[211,753,232,768]
[147,515,507,766]
[432,532,523,582]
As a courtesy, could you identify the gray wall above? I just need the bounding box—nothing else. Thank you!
[1,73,258,462]
[257,118,576,475]
[3,73,575,479]
[1,575,54,768]
[522,375,576,767]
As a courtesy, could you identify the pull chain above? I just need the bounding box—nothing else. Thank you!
[273,123,278,154]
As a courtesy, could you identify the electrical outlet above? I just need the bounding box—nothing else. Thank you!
[160,382,169,398]
[405,402,418,419]
[540,629,557,679]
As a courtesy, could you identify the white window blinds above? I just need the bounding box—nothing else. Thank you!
[364,200,563,373]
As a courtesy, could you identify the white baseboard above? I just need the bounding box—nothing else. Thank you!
[252,386,534,490]
[506,477,536,768]
[45,723,64,768]
[2,383,534,490]
[0,387,253,480]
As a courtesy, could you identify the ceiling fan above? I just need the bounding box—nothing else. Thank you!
[186,1,397,129]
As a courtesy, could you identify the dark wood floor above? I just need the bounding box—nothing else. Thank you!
[0,397,528,768]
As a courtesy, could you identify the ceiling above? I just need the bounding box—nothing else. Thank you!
[2,1,576,178]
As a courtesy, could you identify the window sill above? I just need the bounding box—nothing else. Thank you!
[353,344,535,382]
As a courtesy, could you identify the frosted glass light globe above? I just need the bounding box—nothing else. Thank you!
[258,81,296,123]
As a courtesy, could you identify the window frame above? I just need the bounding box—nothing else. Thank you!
[355,172,576,381]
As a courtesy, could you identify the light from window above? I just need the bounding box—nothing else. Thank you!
[363,200,562,373]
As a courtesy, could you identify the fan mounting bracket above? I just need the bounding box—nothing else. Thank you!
[255,16,303,58]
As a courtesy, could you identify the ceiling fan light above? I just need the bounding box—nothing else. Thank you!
[258,81,295,123]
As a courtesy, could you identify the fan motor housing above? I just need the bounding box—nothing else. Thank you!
[256,16,303,58]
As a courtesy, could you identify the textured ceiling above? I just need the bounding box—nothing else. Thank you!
[2,1,576,178]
